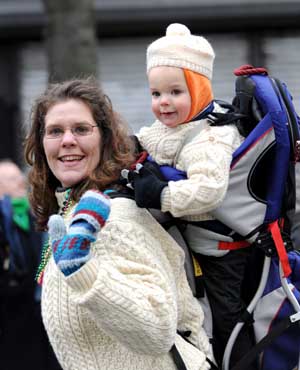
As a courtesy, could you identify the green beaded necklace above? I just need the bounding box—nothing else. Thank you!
[36,188,74,285]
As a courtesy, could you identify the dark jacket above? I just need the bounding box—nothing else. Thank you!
[0,195,61,370]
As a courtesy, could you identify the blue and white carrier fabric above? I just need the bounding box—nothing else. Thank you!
[205,65,300,370]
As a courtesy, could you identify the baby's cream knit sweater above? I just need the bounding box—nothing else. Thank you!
[138,110,243,221]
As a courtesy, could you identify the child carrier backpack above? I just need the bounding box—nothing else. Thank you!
[167,64,300,370]
[217,65,300,370]
[121,64,300,370]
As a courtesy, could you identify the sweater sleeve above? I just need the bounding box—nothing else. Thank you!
[64,210,179,355]
[161,124,242,217]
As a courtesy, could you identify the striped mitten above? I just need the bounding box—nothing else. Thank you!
[48,190,111,276]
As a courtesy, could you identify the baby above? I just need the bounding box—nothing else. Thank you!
[130,23,257,369]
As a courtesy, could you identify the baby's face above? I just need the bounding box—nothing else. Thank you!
[148,66,191,128]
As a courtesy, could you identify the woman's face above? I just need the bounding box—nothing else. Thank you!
[43,99,101,188]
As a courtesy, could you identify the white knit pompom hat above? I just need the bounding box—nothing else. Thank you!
[147,23,215,80]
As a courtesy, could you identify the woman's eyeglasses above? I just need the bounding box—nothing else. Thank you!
[43,123,98,139]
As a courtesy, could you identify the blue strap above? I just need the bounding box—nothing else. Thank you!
[147,155,187,181]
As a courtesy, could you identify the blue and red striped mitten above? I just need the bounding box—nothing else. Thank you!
[48,190,111,276]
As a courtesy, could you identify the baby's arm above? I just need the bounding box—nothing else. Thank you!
[161,125,241,217]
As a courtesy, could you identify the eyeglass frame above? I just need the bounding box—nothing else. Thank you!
[41,122,99,140]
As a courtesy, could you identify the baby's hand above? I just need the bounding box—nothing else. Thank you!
[131,164,168,210]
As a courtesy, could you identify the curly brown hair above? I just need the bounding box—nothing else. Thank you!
[24,77,135,230]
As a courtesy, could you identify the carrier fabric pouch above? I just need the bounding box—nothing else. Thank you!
[252,251,300,370]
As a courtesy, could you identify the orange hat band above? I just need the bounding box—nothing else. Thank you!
[183,69,214,123]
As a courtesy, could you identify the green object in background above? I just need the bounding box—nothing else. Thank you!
[11,196,30,232]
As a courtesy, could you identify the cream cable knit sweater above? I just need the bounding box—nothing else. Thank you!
[42,192,211,370]
[138,107,243,221]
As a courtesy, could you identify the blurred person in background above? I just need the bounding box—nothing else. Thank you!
[0,159,61,370]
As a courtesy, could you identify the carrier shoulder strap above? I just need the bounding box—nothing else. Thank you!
[105,187,135,200]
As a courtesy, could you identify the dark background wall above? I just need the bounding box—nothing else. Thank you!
[0,0,299,165]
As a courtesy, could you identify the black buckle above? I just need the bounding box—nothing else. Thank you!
[254,230,294,257]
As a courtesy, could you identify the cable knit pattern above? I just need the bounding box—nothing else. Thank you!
[41,192,211,370]
[138,119,200,166]
[138,105,243,221]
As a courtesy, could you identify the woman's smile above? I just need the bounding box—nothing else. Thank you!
[58,154,85,164]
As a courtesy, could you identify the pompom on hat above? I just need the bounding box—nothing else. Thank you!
[147,23,215,80]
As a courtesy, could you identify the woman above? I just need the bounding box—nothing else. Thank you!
[24,78,212,370]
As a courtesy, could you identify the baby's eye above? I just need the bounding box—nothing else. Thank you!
[172,89,182,95]
[152,91,160,97]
